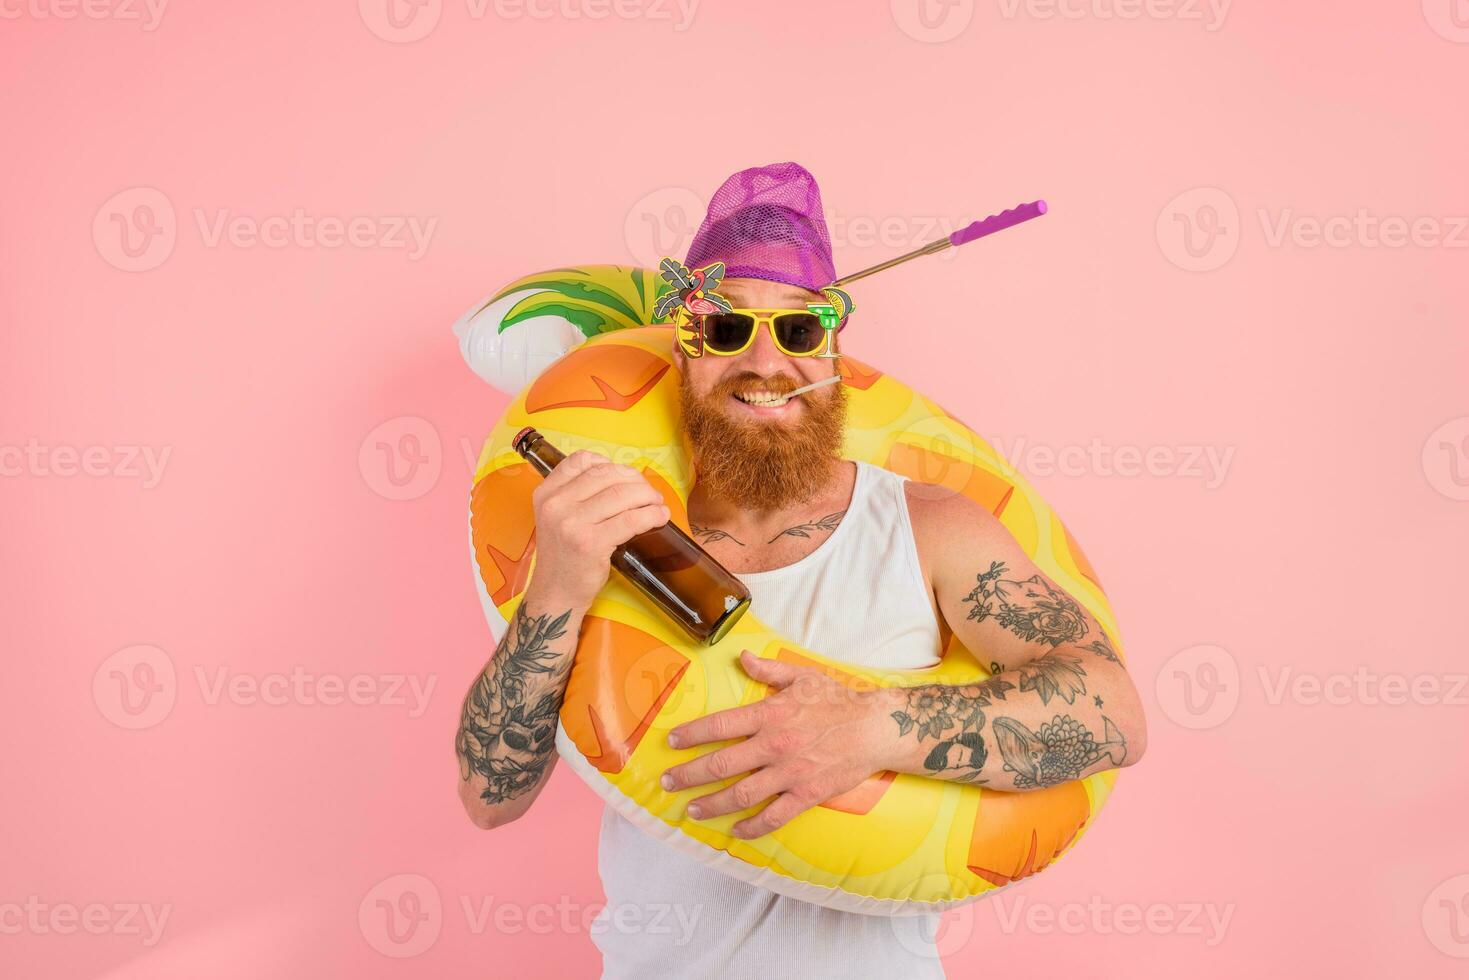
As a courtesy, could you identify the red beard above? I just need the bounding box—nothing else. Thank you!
[678,370,848,514]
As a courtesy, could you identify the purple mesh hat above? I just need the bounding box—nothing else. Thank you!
[685,162,836,295]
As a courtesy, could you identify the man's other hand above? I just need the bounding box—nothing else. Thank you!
[660,650,893,839]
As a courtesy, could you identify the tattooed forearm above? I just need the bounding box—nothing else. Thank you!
[993,714,1127,789]
[691,524,745,547]
[891,677,1014,785]
[891,688,980,742]
[964,561,1089,647]
[889,672,1130,789]
[766,510,845,544]
[456,605,572,804]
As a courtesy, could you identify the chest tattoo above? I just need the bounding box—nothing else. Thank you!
[689,509,848,548]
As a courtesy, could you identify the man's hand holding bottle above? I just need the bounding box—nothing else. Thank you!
[526,449,672,611]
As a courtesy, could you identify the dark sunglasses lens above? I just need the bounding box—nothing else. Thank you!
[702,313,756,352]
[773,313,824,354]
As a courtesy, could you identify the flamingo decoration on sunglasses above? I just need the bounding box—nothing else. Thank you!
[655,258,735,357]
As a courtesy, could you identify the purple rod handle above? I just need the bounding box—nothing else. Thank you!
[949,200,1048,248]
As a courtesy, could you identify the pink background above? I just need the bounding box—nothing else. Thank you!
[4,2,1467,977]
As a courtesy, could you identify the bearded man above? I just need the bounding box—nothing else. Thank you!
[455,163,1147,979]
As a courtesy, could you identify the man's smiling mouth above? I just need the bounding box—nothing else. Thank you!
[732,389,795,408]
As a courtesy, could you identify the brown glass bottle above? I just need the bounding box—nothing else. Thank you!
[512,427,751,645]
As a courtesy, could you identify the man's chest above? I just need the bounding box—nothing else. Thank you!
[696,532,829,575]
[690,507,947,632]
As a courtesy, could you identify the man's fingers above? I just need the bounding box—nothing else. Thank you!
[668,702,764,749]
[575,478,668,526]
[739,650,806,689]
[662,739,769,793]
[563,460,656,506]
[684,768,786,821]
[536,449,607,492]
[731,791,812,839]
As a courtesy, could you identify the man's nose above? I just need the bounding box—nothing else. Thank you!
[740,322,795,379]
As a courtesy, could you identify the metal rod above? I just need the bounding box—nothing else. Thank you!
[830,239,951,287]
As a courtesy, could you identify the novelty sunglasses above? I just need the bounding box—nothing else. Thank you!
[684,308,838,357]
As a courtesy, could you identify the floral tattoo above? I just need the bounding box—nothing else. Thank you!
[1015,651,1088,706]
[891,677,1016,785]
[964,561,1089,647]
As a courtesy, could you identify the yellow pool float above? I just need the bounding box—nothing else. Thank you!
[463,267,1123,915]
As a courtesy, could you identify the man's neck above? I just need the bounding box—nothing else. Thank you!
[686,457,857,542]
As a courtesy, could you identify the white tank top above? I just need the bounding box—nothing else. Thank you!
[591,460,948,979]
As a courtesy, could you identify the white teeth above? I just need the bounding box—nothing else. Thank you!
[735,391,790,407]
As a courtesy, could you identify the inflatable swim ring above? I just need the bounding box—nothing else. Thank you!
[463,267,1124,915]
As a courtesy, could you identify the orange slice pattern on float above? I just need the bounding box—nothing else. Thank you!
[560,616,690,774]
[965,781,1091,886]
[470,464,539,606]
[525,342,669,414]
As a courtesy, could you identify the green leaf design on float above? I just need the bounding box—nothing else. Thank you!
[477,265,679,338]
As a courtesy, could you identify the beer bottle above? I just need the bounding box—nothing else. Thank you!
[512,427,751,645]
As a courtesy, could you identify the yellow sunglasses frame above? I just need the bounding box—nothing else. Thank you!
[678,307,840,358]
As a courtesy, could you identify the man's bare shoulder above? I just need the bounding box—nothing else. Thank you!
[901,479,1007,555]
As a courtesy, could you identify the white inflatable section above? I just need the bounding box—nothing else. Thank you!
[453,289,587,396]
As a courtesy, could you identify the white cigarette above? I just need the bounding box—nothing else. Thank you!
[784,375,842,398]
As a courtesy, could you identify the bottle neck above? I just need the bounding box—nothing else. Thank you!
[516,432,565,476]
